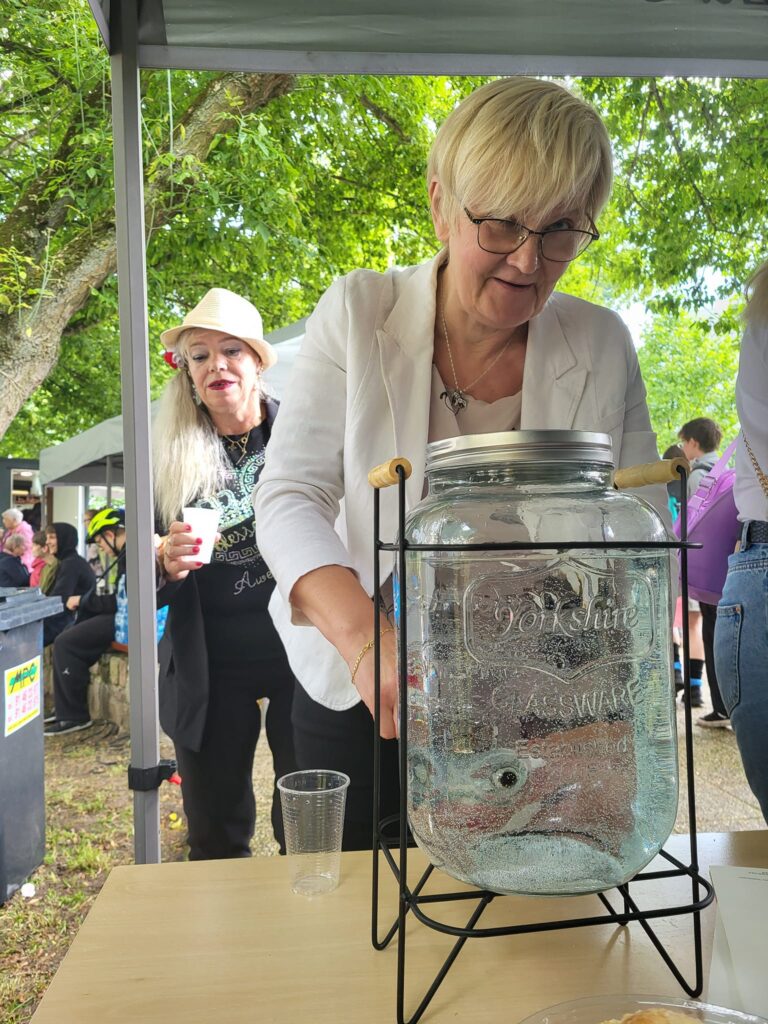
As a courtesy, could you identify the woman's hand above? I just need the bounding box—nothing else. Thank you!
[346,627,399,740]
[162,521,205,582]
[66,595,81,611]
[290,565,401,739]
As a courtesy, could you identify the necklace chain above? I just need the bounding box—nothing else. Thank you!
[223,431,251,466]
[439,303,514,414]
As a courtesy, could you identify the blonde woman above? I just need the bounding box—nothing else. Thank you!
[154,288,297,860]
[714,260,768,822]
[254,77,668,850]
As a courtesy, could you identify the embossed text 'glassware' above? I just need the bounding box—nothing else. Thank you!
[396,431,678,897]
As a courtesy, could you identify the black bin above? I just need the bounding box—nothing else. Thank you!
[0,588,62,904]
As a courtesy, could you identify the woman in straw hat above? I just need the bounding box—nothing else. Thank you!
[254,77,669,850]
[155,287,297,860]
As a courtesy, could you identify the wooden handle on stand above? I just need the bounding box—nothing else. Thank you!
[367,458,413,489]
[614,458,688,491]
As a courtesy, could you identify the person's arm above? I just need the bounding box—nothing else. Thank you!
[615,323,671,527]
[254,276,359,623]
[78,589,118,616]
[290,565,399,738]
[734,321,768,521]
[50,558,81,600]
[254,273,401,736]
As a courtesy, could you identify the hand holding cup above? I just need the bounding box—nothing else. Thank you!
[163,508,221,582]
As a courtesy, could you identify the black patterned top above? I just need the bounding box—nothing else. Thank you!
[192,420,282,667]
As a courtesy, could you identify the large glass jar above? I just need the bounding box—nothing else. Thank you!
[396,431,678,897]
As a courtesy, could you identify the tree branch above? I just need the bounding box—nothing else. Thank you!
[627,87,653,182]
[0,83,63,117]
[0,72,297,435]
[360,94,410,142]
[649,80,717,231]
[0,83,104,260]
[0,40,76,90]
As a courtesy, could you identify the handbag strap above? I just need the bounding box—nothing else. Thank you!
[704,437,738,481]
[689,438,737,493]
[686,438,737,515]
[743,431,768,499]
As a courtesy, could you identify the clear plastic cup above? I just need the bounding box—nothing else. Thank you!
[277,770,350,896]
[181,507,220,564]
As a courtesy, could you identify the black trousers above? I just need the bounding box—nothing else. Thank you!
[701,600,728,717]
[291,682,401,851]
[173,659,297,861]
[52,613,115,722]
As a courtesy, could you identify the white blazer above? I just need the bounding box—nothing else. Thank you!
[254,254,667,710]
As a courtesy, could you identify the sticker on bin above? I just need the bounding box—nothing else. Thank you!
[4,656,41,737]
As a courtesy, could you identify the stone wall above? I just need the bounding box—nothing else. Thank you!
[43,644,130,732]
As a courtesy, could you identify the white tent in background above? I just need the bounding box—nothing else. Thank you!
[38,321,305,487]
[87,0,768,865]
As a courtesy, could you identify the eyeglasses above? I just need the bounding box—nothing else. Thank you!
[464,208,599,263]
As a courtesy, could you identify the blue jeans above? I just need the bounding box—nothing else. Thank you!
[714,533,768,823]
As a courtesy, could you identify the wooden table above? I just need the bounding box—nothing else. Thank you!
[31,832,768,1023]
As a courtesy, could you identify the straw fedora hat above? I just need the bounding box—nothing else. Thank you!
[160,288,277,370]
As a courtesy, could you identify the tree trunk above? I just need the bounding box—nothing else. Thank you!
[0,72,295,438]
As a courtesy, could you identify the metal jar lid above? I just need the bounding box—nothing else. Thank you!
[425,430,614,472]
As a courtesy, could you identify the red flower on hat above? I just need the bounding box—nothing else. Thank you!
[163,350,180,369]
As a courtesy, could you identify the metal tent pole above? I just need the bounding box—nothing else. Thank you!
[110,0,162,864]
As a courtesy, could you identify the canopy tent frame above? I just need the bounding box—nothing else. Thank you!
[92,0,768,864]
[110,2,163,862]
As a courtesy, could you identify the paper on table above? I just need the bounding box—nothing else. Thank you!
[707,865,768,1016]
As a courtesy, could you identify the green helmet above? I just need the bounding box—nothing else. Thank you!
[87,507,126,540]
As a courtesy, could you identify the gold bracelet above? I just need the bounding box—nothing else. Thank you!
[350,628,394,685]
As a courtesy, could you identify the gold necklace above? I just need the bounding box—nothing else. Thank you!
[223,431,251,466]
[439,303,515,415]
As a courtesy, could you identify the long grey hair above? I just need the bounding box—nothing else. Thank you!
[153,328,258,527]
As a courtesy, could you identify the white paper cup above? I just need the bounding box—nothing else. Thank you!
[278,770,350,895]
[182,507,220,564]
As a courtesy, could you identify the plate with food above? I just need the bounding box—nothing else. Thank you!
[518,995,767,1024]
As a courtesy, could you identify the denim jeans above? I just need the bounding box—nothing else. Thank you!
[714,535,768,823]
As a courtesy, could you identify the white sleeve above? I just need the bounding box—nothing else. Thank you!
[253,276,357,620]
[734,321,768,521]
[616,327,670,530]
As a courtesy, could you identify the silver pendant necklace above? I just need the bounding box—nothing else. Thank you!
[439,303,514,415]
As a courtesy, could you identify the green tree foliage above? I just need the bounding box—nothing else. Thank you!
[579,77,768,311]
[638,307,741,452]
[0,2,484,453]
[2,4,766,457]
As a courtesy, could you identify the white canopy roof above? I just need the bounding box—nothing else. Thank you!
[90,0,768,76]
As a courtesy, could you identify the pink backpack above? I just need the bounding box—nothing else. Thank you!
[673,439,740,605]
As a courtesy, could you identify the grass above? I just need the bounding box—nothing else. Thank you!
[0,717,278,1024]
[0,723,188,1024]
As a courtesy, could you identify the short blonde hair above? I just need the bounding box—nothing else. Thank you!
[745,259,768,325]
[427,77,613,229]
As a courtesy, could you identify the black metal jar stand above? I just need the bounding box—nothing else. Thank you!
[368,460,714,1024]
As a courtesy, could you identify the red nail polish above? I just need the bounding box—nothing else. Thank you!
[196,537,203,545]
[185,524,192,531]
[196,561,203,567]
[192,546,200,554]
